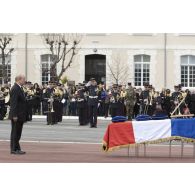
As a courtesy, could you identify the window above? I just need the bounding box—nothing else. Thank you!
[41,54,57,84]
[134,55,150,86]
[181,55,195,87]
[0,55,11,84]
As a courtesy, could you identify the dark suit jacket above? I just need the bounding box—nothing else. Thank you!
[9,83,27,122]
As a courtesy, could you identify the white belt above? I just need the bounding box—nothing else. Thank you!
[77,98,84,102]
[89,96,98,98]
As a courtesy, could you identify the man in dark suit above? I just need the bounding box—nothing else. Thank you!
[9,75,26,155]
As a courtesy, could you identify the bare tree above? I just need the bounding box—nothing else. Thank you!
[107,53,129,85]
[42,33,82,82]
[0,34,14,85]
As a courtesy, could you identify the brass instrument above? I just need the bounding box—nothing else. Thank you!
[110,90,120,103]
[120,90,127,98]
[48,94,55,113]
[27,88,35,96]
[54,87,64,99]
[144,89,154,114]
[0,88,9,102]
[170,92,194,118]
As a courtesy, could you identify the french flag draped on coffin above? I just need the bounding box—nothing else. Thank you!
[103,118,195,152]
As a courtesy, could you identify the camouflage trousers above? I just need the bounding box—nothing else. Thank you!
[126,104,134,120]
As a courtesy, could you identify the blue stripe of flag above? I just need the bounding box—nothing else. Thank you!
[171,118,195,139]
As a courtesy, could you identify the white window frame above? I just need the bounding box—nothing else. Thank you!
[181,55,195,87]
[0,55,11,84]
[134,55,150,87]
[41,54,56,84]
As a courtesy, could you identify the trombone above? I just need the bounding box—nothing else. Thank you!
[170,92,194,118]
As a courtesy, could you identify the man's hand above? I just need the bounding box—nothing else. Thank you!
[13,117,18,122]
[86,81,91,87]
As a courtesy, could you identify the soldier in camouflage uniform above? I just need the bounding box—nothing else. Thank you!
[125,82,136,120]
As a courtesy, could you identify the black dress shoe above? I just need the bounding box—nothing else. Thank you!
[11,150,26,155]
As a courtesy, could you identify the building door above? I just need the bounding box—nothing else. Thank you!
[85,54,106,84]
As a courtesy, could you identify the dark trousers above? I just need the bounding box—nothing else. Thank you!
[0,104,6,120]
[68,102,77,116]
[47,111,55,125]
[10,120,23,151]
[78,107,86,125]
[57,102,63,122]
[104,104,109,118]
[89,105,98,126]
[33,98,41,114]
[98,102,105,116]
[26,105,33,121]
[111,107,118,117]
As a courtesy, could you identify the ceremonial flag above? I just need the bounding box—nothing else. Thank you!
[103,118,195,151]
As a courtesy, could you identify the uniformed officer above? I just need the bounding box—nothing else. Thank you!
[139,82,150,115]
[119,85,127,116]
[171,85,181,115]
[98,83,106,116]
[43,81,55,125]
[33,83,41,115]
[85,78,100,128]
[125,82,136,120]
[189,90,195,115]
[53,83,64,123]
[76,83,88,125]
[118,84,125,116]
[24,82,35,121]
[163,89,172,117]
[0,87,7,120]
[133,88,141,118]
[109,84,120,117]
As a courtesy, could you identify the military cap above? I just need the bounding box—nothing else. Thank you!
[144,82,149,87]
[90,78,96,81]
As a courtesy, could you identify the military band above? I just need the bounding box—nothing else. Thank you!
[1,79,195,124]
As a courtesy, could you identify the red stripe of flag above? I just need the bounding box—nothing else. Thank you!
[103,122,135,151]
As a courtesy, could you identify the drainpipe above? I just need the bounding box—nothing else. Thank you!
[164,33,167,88]
[25,33,28,80]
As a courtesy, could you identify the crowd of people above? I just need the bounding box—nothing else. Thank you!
[1,79,195,126]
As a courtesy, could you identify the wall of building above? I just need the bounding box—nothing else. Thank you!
[8,33,195,91]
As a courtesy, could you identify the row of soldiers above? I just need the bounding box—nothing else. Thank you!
[1,80,195,125]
